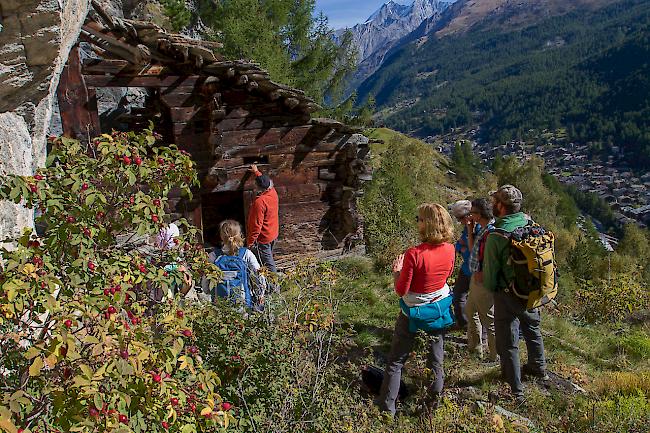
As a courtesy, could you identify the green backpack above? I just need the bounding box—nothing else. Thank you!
[493,222,558,309]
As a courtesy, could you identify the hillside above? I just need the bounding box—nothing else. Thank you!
[356,0,650,170]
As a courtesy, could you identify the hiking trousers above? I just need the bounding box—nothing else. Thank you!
[494,290,546,397]
[252,240,277,273]
[378,313,445,415]
[466,275,497,361]
[453,271,471,328]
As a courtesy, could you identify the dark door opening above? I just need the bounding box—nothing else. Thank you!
[201,190,246,249]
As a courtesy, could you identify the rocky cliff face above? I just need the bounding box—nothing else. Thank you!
[0,0,90,241]
[336,0,448,94]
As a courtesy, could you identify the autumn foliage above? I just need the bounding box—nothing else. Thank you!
[0,128,232,432]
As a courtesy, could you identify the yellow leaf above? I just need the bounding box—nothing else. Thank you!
[0,415,18,433]
[44,352,58,368]
[200,407,212,417]
[29,357,44,377]
[137,350,150,361]
[492,414,504,430]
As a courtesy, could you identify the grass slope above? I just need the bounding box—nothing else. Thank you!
[328,256,650,433]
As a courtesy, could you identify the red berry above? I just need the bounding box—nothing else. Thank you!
[17,429,24,433]
[123,156,131,165]
[170,397,179,406]
[66,216,75,223]
[110,287,116,295]
[176,310,184,319]
[114,285,121,292]
[88,262,95,271]
[152,215,159,223]
[182,329,192,338]
[153,199,161,207]
[118,414,128,424]
[40,281,46,289]
[162,421,169,429]
[173,238,180,245]
[64,319,72,328]
[89,407,99,417]
[222,402,231,411]
[104,288,110,296]
[134,157,142,166]
[190,403,196,411]
[81,183,89,190]
[83,228,91,237]
[139,264,147,273]
[152,373,162,383]
[120,349,129,359]
[158,157,165,164]
[34,174,44,180]
[130,196,135,204]
[107,306,117,315]
[188,345,198,354]
[96,211,105,219]
[29,184,38,193]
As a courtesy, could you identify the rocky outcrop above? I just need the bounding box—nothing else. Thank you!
[0,0,90,241]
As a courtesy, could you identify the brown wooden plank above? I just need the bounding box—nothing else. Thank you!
[82,59,132,74]
[220,126,312,148]
[57,46,100,142]
[84,74,204,88]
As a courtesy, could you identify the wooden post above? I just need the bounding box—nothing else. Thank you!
[57,46,101,142]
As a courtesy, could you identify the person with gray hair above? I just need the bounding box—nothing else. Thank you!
[483,185,548,404]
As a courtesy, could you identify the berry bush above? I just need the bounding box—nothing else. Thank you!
[0,128,232,432]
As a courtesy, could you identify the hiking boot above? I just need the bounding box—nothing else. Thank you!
[513,394,526,406]
[521,364,549,380]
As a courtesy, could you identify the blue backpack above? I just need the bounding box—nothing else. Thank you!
[214,247,252,308]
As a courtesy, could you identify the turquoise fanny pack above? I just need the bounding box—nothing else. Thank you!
[399,295,455,333]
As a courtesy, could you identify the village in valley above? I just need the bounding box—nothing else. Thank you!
[430,127,650,232]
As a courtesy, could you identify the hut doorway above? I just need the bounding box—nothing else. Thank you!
[201,191,247,248]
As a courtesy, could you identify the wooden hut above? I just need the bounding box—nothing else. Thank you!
[56,3,371,260]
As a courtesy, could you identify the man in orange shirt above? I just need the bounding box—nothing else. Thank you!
[246,164,279,272]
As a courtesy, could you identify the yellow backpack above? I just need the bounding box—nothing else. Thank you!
[494,222,558,309]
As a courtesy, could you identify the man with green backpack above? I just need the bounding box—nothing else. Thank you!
[483,185,557,403]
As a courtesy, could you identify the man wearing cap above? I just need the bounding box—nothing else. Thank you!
[246,164,279,272]
[483,185,547,403]
[450,199,480,330]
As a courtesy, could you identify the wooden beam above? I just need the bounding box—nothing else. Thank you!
[83,74,204,88]
[57,46,100,142]
[82,59,132,75]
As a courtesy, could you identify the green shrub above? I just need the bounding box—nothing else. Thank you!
[574,271,649,323]
[188,261,353,432]
[0,129,228,432]
[360,133,447,269]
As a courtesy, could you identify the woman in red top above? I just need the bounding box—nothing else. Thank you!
[377,203,455,416]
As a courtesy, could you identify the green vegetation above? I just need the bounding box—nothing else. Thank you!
[360,129,462,269]
[0,130,227,432]
[186,0,356,104]
[358,0,650,169]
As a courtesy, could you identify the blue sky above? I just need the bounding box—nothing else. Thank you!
[315,0,412,29]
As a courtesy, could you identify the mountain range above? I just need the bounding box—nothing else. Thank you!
[334,0,451,93]
[342,0,650,170]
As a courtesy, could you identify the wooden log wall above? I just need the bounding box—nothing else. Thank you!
[76,61,368,256]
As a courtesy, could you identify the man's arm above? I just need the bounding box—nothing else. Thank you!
[482,233,504,292]
[246,200,265,246]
